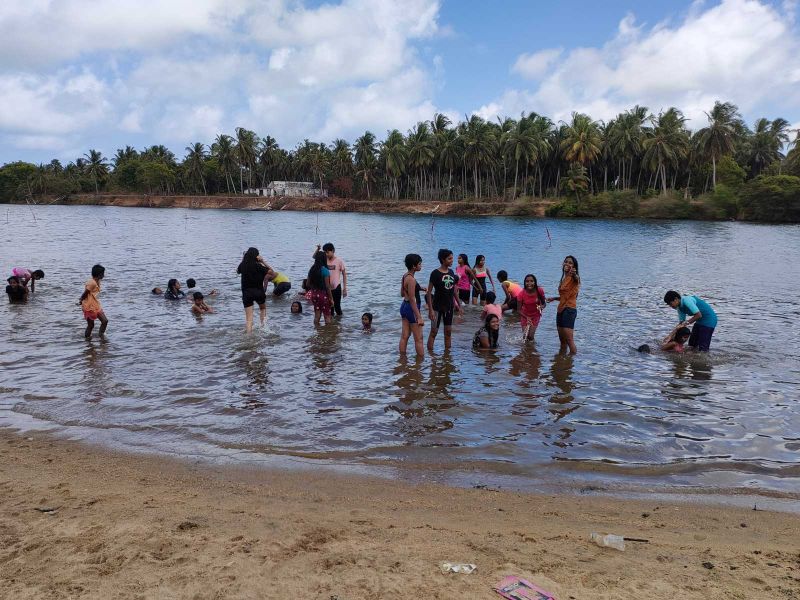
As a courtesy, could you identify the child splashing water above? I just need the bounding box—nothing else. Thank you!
[517,274,546,341]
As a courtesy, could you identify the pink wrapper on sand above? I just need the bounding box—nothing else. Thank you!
[494,575,556,600]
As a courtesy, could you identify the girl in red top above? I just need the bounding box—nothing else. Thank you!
[518,274,546,340]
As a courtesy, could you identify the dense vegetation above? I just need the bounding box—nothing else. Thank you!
[2,100,799,221]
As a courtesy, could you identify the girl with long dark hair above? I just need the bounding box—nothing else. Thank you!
[237,247,270,333]
[547,255,580,354]
[307,250,334,325]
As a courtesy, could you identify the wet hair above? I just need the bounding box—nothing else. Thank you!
[483,314,500,348]
[186,278,196,288]
[238,247,260,273]
[291,301,303,314]
[91,264,105,278]
[151,287,162,295]
[33,270,44,279]
[664,290,681,304]
[437,248,453,264]
[674,326,691,341]
[404,253,422,270]
[362,312,373,324]
[523,273,546,306]
[458,253,469,266]
[307,250,328,290]
[301,278,309,292]
[322,242,335,252]
[167,278,179,292]
[193,292,204,300]
[473,255,485,268]
[562,255,579,278]
[497,270,508,282]
[485,291,496,304]
[7,276,20,284]
[637,344,652,353]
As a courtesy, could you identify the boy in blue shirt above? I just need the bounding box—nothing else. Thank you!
[663,290,718,351]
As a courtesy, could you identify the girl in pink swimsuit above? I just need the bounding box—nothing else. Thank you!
[517,274,546,340]
[455,254,482,305]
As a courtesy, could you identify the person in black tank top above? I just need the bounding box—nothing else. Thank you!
[400,254,425,356]
[237,247,270,333]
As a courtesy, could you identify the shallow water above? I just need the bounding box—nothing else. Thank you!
[1,205,799,497]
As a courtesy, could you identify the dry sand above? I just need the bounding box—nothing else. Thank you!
[0,431,797,600]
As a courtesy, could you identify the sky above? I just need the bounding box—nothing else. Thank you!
[1,0,799,165]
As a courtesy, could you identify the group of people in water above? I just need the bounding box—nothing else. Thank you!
[7,243,719,357]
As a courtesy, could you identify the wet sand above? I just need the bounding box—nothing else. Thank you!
[0,431,797,600]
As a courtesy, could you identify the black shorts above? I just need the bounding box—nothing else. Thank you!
[273,282,291,297]
[458,289,471,304]
[472,282,487,301]
[432,308,454,330]
[505,296,518,311]
[242,287,266,308]
[556,307,577,329]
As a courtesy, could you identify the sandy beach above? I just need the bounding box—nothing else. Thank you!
[0,431,797,599]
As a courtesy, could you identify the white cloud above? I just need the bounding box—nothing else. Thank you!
[480,0,800,127]
[511,48,562,79]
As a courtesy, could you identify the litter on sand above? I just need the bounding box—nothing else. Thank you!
[440,562,477,574]
[494,575,556,600]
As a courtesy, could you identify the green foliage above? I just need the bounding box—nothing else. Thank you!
[0,161,37,200]
[546,190,639,218]
[716,156,746,189]
[739,175,800,222]
[709,184,740,218]
[638,193,692,219]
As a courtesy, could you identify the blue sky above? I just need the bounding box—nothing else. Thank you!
[0,0,798,165]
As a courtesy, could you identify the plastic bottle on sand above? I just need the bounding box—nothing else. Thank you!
[590,532,626,551]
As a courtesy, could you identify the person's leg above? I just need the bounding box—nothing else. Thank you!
[98,312,108,336]
[691,325,714,351]
[412,323,425,356]
[314,308,321,325]
[563,328,577,354]
[244,305,254,333]
[84,318,94,339]
[258,302,266,327]
[443,325,453,349]
[331,284,342,316]
[399,319,410,353]
[427,312,439,352]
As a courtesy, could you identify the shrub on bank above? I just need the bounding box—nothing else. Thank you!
[547,190,639,218]
[739,175,800,222]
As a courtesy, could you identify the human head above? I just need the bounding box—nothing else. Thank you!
[637,344,652,353]
[361,312,373,327]
[186,278,196,289]
[323,242,335,259]
[404,253,422,270]
[7,276,20,286]
[243,247,259,263]
[524,274,538,289]
[290,301,303,314]
[474,255,485,268]
[674,326,691,344]
[437,248,453,266]
[497,270,508,282]
[32,270,44,280]
[485,290,497,304]
[664,290,681,309]
[167,278,179,292]
[151,287,162,295]
[193,292,204,302]
[458,253,468,266]
[485,313,500,331]
[563,255,579,276]
[313,250,327,267]
[91,264,105,279]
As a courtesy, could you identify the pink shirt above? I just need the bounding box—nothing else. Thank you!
[481,303,502,320]
[12,267,31,281]
[326,257,346,289]
[455,265,471,291]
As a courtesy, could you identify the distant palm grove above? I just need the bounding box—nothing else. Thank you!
[2,100,799,221]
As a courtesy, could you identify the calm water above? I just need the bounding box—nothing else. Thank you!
[1,205,799,498]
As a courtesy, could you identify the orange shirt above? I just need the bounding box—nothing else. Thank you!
[557,276,579,312]
[81,278,102,313]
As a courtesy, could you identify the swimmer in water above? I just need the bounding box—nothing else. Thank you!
[290,301,303,314]
[191,292,213,315]
[362,312,373,332]
[473,313,500,349]
[661,325,691,353]
[164,279,185,300]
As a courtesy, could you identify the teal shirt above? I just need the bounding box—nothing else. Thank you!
[678,295,718,328]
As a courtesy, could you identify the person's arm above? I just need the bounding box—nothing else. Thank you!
[325,273,334,303]
[660,340,678,352]
[341,261,347,297]
[466,267,483,293]
[478,331,490,349]
[30,278,35,293]
[678,297,701,326]
[662,323,682,344]
[191,304,201,315]
[486,268,496,291]
[425,277,435,319]
[204,303,214,313]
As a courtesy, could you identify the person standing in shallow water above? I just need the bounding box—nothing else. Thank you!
[426,248,461,353]
[323,243,347,316]
[547,255,580,354]
[237,247,269,333]
[663,290,718,351]
[399,253,425,356]
[80,264,108,339]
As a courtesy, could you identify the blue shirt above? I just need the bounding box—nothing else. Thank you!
[678,295,717,328]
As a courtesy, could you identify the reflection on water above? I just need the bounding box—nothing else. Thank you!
[1,205,799,495]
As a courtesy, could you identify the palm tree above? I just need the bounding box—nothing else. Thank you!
[257,136,279,186]
[642,108,689,196]
[406,122,435,200]
[560,112,602,165]
[331,139,353,177]
[462,116,497,199]
[695,101,742,189]
[113,146,138,168]
[437,128,461,200]
[83,149,108,194]
[185,143,208,194]
[212,134,237,194]
[354,132,378,198]
[502,118,534,199]
[235,127,258,192]
[561,162,589,202]
[747,117,790,176]
[381,129,407,200]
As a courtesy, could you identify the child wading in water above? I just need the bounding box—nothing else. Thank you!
[517,274,546,341]
[79,264,108,339]
[480,291,502,320]
[307,250,334,325]
[399,253,425,356]
[471,255,495,305]
[455,254,482,307]
[191,292,214,316]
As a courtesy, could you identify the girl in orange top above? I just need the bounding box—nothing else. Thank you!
[79,264,108,339]
[546,255,580,354]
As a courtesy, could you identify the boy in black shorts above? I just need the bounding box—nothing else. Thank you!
[426,248,462,352]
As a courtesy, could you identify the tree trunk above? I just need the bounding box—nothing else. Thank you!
[712,154,717,190]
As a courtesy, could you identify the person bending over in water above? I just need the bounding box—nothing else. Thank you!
[237,247,270,333]
[663,290,718,352]
[307,250,334,326]
[191,292,213,315]
[362,312,373,332]
[426,248,461,353]
[471,255,495,305]
[10,267,44,293]
[518,274,546,341]
[186,278,217,298]
[399,253,425,356]
[661,325,691,353]
[79,264,108,339]
[164,279,185,300]
[480,291,502,320]
[473,314,500,349]
[547,255,580,354]
[497,270,521,312]
[6,276,28,302]
[455,254,482,307]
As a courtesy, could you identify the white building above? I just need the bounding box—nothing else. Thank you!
[244,181,327,198]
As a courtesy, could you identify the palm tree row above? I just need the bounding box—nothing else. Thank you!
[9,101,799,201]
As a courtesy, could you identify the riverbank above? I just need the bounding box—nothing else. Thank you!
[1,430,797,599]
[32,192,555,217]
